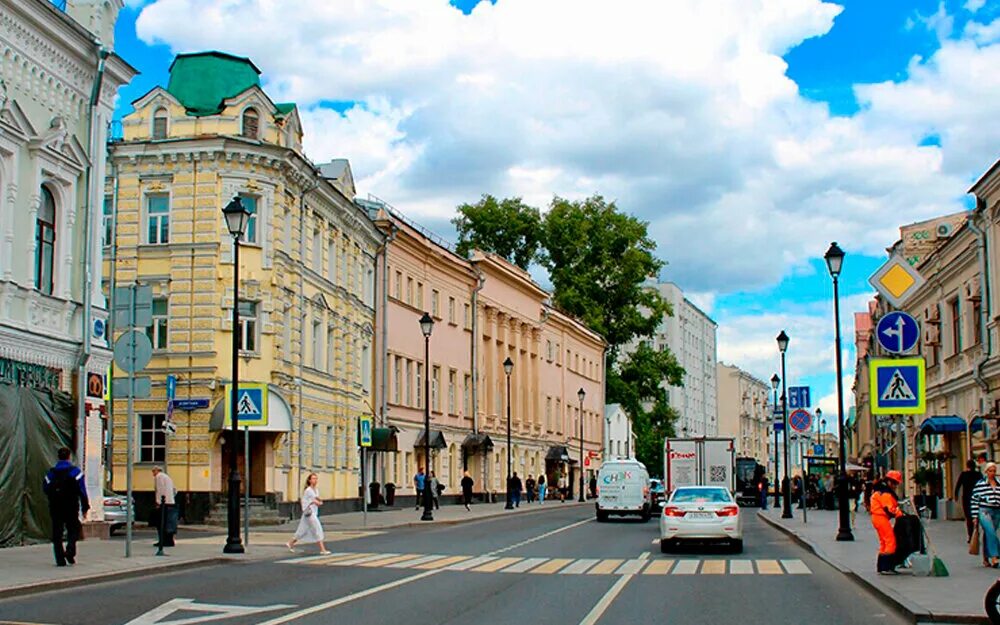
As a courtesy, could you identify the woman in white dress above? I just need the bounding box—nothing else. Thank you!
[286,473,330,554]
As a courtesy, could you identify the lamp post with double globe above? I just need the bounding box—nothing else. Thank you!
[824,241,854,541]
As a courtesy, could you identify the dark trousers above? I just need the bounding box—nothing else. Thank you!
[50,512,81,565]
[463,492,473,509]
[513,492,521,507]
[964,498,975,541]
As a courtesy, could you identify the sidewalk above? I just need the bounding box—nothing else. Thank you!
[0,500,587,599]
[760,506,994,623]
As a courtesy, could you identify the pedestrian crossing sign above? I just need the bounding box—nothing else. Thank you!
[870,358,925,415]
[224,383,269,426]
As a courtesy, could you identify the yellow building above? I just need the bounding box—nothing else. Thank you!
[104,51,381,521]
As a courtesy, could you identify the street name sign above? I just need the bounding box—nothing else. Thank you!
[788,386,811,409]
[174,398,210,411]
[870,357,926,415]
[789,409,813,433]
[869,256,926,307]
[876,311,920,354]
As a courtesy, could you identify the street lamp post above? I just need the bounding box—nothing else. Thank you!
[770,374,780,509]
[777,331,793,519]
[578,388,586,503]
[222,197,250,555]
[825,241,854,541]
[503,357,514,510]
[419,313,435,522]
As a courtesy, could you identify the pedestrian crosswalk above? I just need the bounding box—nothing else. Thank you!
[278,552,812,576]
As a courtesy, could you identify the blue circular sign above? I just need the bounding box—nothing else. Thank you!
[789,409,812,433]
[93,318,105,339]
[876,311,920,354]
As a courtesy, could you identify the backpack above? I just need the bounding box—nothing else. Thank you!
[48,467,78,507]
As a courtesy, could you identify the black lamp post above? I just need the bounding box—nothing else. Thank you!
[222,196,250,555]
[770,373,780,509]
[777,331,793,519]
[825,241,854,541]
[503,357,514,510]
[578,387,586,503]
[419,312,435,522]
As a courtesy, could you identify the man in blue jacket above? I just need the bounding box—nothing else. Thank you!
[43,447,90,566]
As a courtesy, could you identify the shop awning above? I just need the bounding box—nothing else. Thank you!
[545,445,571,462]
[461,432,494,451]
[370,426,399,452]
[209,385,293,432]
[918,415,978,435]
[414,429,447,450]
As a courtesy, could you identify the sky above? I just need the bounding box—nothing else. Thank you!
[109,0,1000,422]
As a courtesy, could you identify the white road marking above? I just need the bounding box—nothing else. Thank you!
[488,518,593,555]
[277,552,347,564]
[577,574,634,625]
[122,598,294,625]
[615,559,646,575]
[503,557,550,573]
[672,560,699,574]
[730,559,754,574]
[781,559,811,574]
[386,554,445,568]
[560,558,599,574]
[447,556,497,571]
[330,553,398,566]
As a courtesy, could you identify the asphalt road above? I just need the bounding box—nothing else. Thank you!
[0,505,909,625]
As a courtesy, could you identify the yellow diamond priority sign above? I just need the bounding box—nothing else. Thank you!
[869,256,925,307]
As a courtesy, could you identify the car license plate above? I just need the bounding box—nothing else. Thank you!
[603,495,618,501]
[688,512,713,519]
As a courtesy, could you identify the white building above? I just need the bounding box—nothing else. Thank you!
[0,0,136,541]
[638,282,719,436]
[604,403,634,460]
[716,363,771,462]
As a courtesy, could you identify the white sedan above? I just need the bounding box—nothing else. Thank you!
[659,486,743,554]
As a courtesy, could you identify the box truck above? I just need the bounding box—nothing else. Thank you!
[664,437,736,494]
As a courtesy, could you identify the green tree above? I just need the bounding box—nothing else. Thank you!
[541,195,669,362]
[452,195,542,270]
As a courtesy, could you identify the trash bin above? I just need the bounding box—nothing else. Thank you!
[369,481,381,509]
[385,482,396,506]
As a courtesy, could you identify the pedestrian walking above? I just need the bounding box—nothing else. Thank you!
[461,471,474,510]
[972,462,1000,568]
[414,467,426,510]
[759,476,769,510]
[43,447,89,566]
[870,470,904,574]
[152,466,177,547]
[589,475,598,499]
[537,474,546,503]
[286,473,330,554]
[525,475,536,503]
[511,472,523,507]
[429,471,441,510]
[956,459,982,542]
[558,474,567,502]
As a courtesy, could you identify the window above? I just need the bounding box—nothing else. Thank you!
[545,397,552,431]
[284,308,293,360]
[393,356,403,404]
[336,240,344,285]
[448,370,457,414]
[102,195,113,247]
[326,425,334,468]
[311,423,320,467]
[431,290,440,317]
[448,297,456,324]
[328,240,336,282]
[237,300,258,352]
[152,107,168,139]
[361,344,372,394]
[406,277,414,306]
[973,298,983,346]
[139,414,166,463]
[241,108,259,139]
[35,186,56,294]
[463,374,471,416]
[555,398,562,433]
[463,304,471,329]
[312,228,322,269]
[546,340,553,361]
[239,195,258,244]
[146,194,170,244]
[405,360,413,406]
[395,271,402,299]
[312,320,322,368]
[147,298,169,349]
[950,298,961,354]
[327,325,336,373]
[432,366,441,412]
[283,205,293,249]
[416,363,424,408]
[416,282,424,310]
[364,267,374,306]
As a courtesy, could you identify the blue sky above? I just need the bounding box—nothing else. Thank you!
[110,0,1000,421]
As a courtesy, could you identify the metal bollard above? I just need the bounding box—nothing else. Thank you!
[156,496,166,556]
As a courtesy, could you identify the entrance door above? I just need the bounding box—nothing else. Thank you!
[220,430,268,497]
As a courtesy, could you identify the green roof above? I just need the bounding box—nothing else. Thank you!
[275,103,296,116]
[167,51,262,117]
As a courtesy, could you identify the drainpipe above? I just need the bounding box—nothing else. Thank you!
[76,42,109,481]
[470,269,485,434]
[969,199,992,455]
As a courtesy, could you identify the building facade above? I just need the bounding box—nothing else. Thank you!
[0,0,135,540]
[716,362,770,463]
[370,201,607,501]
[604,403,634,460]
[105,51,381,519]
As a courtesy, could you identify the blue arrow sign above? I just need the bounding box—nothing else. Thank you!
[876,311,920,355]
[789,386,811,409]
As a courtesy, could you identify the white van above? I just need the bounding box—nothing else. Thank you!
[595,459,651,522]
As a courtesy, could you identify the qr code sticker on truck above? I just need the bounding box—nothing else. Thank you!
[710,466,727,482]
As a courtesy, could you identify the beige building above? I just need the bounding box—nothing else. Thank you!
[717,363,771,463]
[106,51,381,520]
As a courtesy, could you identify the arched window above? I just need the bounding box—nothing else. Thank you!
[152,107,168,139]
[35,186,56,295]
[241,108,259,139]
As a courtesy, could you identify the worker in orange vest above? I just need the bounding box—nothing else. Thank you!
[870,470,905,574]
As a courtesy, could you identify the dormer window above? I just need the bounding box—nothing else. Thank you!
[241,108,259,139]
[152,107,168,139]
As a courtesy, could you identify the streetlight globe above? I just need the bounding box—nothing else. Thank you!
[578,387,586,403]
[824,241,845,277]
[776,330,790,353]
[503,357,514,376]
[770,374,780,391]
[222,196,250,239]
[419,312,434,337]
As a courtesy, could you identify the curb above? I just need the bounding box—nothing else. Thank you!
[758,512,988,625]
[0,556,229,600]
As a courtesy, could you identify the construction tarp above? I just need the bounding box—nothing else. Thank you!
[0,383,75,546]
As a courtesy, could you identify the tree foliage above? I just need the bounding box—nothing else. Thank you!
[452,194,542,270]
